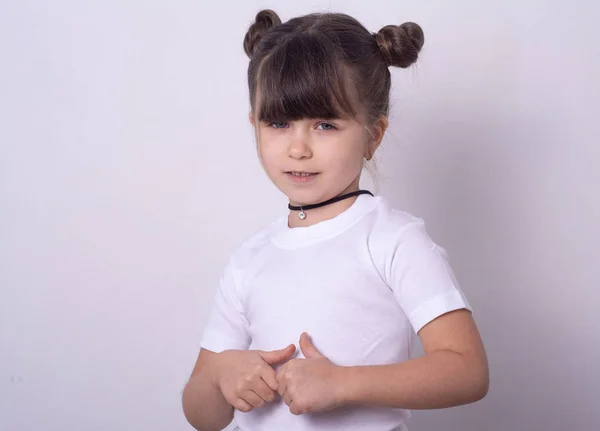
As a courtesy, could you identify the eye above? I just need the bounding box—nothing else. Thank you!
[316,122,337,131]
[267,121,289,129]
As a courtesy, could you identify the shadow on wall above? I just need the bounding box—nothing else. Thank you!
[383,104,594,430]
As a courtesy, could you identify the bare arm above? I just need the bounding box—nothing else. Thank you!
[182,344,297,430]
[182,349,234,431]
[337,309,489,409]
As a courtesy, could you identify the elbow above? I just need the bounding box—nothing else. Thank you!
[470,364,490,403]
[455,351,489,405]
[463,347,490,404]
[181,383,202,430]
[181,380,233,431]
[472,376,489,402]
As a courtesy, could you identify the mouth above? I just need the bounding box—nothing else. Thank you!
[285,171,319,183]
[286,171,318,177]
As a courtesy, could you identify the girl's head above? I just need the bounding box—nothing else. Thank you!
[243,9,424,206]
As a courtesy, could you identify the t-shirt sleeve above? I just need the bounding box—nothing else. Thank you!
[388,220,472,334]
[200,256,251,352]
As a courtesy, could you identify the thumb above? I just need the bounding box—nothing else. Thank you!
[259,344,296,365]
[299,332,324,359]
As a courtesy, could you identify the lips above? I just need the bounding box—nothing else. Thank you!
[285,171,319,183]
[288,171,316,177]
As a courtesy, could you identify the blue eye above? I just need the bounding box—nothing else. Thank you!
[317,122,337,131]
[268,122,288,129]
[265,121,337,130]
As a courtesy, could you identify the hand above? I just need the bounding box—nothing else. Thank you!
[276,332,344,415]
[215,344,296,413]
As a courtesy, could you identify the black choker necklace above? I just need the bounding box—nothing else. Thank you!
[288,190,374,220]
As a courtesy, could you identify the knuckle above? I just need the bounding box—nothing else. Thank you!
[236,381,246,393]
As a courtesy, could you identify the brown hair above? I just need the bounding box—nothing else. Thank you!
[243,9,424,126]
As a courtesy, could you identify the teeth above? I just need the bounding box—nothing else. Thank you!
[291,172,313,177]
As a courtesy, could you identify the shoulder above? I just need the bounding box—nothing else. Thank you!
[366,197,447,283]
[368,196,435,250]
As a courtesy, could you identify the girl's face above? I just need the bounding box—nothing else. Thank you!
[251,113,385,206]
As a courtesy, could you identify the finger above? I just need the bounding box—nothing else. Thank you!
[289,401,302,415]
[259,344,296,365]
[275,363,285,386]
[232,398,253,413]
[241,390,266,408]
[299,332,324,359]
[284,391,292,407]
[276,374,287,398]
[260,366,279,392]
[254,379,277,403]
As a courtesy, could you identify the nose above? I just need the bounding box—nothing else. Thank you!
[287,130,312,160]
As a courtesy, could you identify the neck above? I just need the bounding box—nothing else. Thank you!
[287,183,362,228]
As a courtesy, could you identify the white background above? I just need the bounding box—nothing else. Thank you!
[1,1,598,430]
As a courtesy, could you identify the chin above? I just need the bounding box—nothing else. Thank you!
[274,173,352,205]
[278,187,315,205]
[285,193,318,206]
[284,188,340,207]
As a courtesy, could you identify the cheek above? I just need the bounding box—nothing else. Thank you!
[257,142,282,172]
[326,143,365,174]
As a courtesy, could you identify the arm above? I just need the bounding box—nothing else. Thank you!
[277,226,488,415]
[182,348,233,431]
[182,253,248,430]
[337,309,489,409]
[182,345,298,429]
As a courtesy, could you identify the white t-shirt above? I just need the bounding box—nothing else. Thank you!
[200,194,471,431]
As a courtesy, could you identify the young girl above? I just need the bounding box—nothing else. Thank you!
[182,9,489,431]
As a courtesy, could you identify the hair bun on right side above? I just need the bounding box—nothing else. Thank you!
[374,22,425,68]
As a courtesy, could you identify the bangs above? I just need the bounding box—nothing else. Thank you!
[254,33,359,122]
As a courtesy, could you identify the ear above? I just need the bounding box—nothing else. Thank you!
[249,111,255,126]
[365,116,389,160]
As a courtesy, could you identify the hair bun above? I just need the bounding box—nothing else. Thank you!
[243,9,282,58]
[374,22,424,68]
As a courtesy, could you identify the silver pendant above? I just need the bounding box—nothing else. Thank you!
[298,210,306,220]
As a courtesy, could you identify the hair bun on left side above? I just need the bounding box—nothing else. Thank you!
[243,9,282,58]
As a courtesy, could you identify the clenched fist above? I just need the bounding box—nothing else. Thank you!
[276,332,345,415]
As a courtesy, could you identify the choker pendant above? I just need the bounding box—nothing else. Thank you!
[298,208,306,220]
